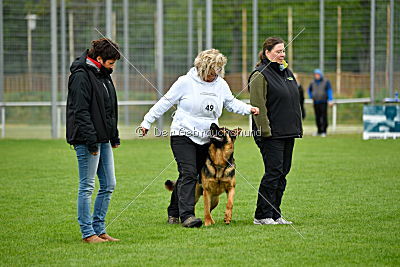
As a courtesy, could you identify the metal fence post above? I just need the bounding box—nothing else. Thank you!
[197,9,202,53]
[319,0,324,73]
[252,0,258,68]
[0,0,2,138]
[57,106,61,138]
[68,12,74,63]
[370,0,375,104]
[123,0,129,126]
[206,0,212,49]
[187,0,193,68]
[332,103,337,132]
[388,0,394,98]
[51,0,58,138]
[248,114,252,132]
[288,6,293,70]
[0,0,4,114]
[60,0,66,126]
[1,107,4,138]
[156,0,164,131]
[106,0,112,38]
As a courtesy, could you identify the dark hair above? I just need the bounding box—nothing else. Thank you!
[87,38,121,61]
[256,37,285,67]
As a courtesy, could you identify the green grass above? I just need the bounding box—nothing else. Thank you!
[0,135,399,266]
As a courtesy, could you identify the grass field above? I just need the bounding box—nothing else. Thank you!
[0,135,399,266]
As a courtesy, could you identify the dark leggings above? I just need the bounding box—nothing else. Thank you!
[168,136,210,222]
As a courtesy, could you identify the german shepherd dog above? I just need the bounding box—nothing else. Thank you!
[166,123,241,226]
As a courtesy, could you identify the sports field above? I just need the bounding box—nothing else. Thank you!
[1,135,399,265]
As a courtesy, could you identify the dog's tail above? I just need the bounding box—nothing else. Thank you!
[164,180,176,191]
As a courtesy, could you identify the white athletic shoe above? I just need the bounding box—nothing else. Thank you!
[320,133,327,137]
[275,217,293,225]
[253,218,278,225]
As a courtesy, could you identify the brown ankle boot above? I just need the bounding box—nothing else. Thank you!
[82,235,108,243]
[99,233,120,242]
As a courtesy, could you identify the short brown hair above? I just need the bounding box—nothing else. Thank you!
[256,37,285,66]
[88,38,121,61]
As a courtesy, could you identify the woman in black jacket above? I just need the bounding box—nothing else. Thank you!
[66,38,121,243]
[249,37,302,225]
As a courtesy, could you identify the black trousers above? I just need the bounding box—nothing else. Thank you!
[168,136,210,222]
[313,102,328,134]
[254,137,295,220]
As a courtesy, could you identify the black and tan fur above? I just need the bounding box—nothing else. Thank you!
[166,123,241,226]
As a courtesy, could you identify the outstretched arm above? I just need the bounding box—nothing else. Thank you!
[140,78,184,134]
[223,84,257,115]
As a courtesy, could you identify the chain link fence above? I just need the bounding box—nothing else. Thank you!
[0,0,399,138]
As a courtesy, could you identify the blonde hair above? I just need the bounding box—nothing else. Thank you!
[194,49,227,81]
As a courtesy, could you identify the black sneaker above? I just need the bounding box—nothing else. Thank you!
[167,216,180,224]
[181,216,203,228]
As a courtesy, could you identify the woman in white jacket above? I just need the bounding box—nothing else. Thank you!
[140,49,259,228]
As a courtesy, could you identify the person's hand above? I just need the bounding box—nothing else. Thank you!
[112,144,119,149]
[328,101,334,107]
[251,107,260,115]
[140,127,149,136]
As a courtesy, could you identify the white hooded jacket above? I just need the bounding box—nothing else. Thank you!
[141,67,252,144]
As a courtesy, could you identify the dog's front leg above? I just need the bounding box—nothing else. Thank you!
[203,190,215,226]
[224,187,235,224]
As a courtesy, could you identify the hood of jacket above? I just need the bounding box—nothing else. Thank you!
[313,68,324,81]
[187,67,220,86]
[70,50,89,74]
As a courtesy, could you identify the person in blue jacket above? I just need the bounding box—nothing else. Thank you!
[308,69,333,137]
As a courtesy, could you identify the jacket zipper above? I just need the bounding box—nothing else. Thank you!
[102,82,110,97]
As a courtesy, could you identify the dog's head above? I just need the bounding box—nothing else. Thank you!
[208,123,241,165]
[209,123,241,146]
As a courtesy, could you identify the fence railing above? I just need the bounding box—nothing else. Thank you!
[0,98,371,138]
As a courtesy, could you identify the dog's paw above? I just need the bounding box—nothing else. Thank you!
[204,218,215,226]
[224,212,232,223]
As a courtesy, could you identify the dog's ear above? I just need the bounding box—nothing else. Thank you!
[210,123,220,132]
[230,128,242,137]
[210,123,221,137]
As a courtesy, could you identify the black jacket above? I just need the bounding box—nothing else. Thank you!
[249,58,303,139]
[66,50,120,153]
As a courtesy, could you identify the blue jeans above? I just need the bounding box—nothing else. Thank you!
[74,142,116,238]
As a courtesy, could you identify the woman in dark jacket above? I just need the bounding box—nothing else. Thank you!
[66,38,121,243]
[249,37,302,225]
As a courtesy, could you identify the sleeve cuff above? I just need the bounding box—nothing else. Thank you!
[247,104,253,114]
[88,143,98,153]
[140,120,151,130]
[111,138,120,146]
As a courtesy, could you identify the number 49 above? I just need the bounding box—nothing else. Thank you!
[205,104,214,111]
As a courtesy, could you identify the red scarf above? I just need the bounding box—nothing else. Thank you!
[86,56,102,69]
